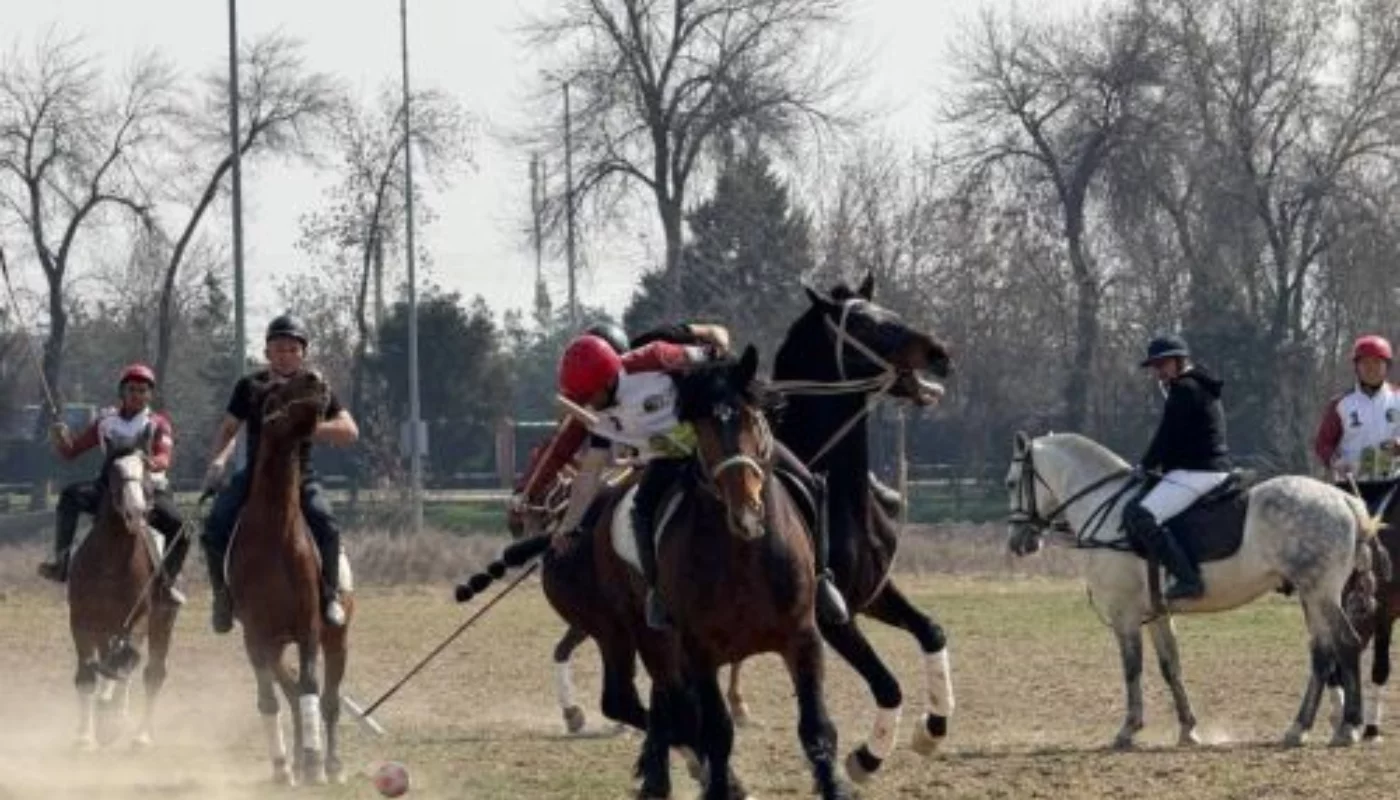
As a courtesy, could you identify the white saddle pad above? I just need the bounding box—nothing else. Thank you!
[225,523,354,594]
[610,485,684,576]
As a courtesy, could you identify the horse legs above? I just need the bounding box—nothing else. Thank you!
[73,649,99,752]
[553,624,591,734]
[1147,616,1199,746]
[321,626,349,784]
[294,638,326,785]
[1364,601,1394,741]
[254,664,292,785]
[134,606,175,747]
[1287,593,1363,747]
[726,660,755,728]
[692,667,747,800]
[1111,622,1145,750]
[596,633,648,733]
[860,580,955,756]
[817,617,901,782]
[785,628,852,800]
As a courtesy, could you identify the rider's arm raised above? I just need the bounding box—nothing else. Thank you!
[53,419,101,461]
[315,409,359,447]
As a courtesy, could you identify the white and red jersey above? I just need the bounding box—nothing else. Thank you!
[1314,382,1400,479]
[57,406,174,476]
[519,340,707,503]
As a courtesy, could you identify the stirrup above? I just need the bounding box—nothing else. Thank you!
[817,574,850,625]
[1165,579,1204,601]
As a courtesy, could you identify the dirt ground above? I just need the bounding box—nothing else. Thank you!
[2,549,1398,799]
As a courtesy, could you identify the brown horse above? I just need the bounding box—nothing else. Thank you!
[506,448,755,734]
[68,447,178,749]
[641,346,850,800]
[228,370,353,785]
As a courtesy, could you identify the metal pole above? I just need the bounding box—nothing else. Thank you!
[563,80,578,329]
[227,0,247,469]
[400,0,424,534]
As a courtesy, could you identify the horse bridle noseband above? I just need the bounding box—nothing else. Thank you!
[707,401,775,486]
[1009,444,1132,539]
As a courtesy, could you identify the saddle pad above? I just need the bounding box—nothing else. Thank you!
[71,522,164,568]
[1164,486,1250,564]
[225,522,354,594]
[610,484,685,576]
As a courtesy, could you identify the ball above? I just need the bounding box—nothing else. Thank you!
[372,760,411,797]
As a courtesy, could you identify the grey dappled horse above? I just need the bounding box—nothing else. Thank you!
[1006,431,1381,748]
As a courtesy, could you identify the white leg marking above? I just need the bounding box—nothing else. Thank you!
[298,694,322,753]
[262,711,287,763]
[554,661,576,711]
[924,649,955,717]
[1367,683,1387,727]
[867,705,902,761]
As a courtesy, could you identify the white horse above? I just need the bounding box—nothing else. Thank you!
[1005,431,1381,748]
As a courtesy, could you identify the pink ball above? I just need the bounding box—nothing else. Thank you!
[372,761,411,797]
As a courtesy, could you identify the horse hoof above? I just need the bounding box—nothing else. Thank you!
[563,705,586,735]
[1364,724,1382,742]
[1112,734,1135,752]
[1177,728,1201,747]
[844,745,882,784]
[271,767,295,786]
[1329,726,1361,748]
[1282,726,1307,748]
[910,714,946,755]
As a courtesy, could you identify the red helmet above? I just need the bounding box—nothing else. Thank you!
[1353,335,1393,363]
[118,363,156,387]
[558,335,622,402]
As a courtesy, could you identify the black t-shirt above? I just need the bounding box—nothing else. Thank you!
[227,370,345,473]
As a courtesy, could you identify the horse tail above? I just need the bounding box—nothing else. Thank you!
[453,533,550,604]
[1348,493,1384,542]
[1337,493,1387,640]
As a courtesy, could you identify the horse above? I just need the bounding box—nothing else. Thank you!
[506,447,757,734]
[227,370,353,784]
[67,446,178,749]
[1005,430,1384,748]
[769,274,955,780]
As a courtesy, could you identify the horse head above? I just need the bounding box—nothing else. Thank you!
[784,272,952,404]
[1006,431,1052,556]
[259,369,330,443]
[102,446,150,535]
[675,344,776,541]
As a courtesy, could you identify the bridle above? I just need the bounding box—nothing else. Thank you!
[1008,441,1134,543]
[707,400,776,485]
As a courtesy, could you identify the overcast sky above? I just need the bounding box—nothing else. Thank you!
[1,0,1092,333]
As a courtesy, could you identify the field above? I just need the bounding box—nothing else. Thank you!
[1,528,1398,799]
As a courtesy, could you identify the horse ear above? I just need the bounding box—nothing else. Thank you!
[1014,430,1030,454]
[857,271,875,300]
[737,345,759,384]
[803,285,833,308]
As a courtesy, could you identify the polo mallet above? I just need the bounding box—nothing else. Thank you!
[342,557,542,737]
[0,245,60,418]
[96,494,206,680]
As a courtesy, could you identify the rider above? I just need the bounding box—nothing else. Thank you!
[1123,334,1232,601]
[522,331,849,630]
[199,314,360,634]
[1314,334,1400,509]
[39,364,188,605]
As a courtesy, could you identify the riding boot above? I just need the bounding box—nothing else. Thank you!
[38,500,82,583]
[320,538,346,628]
[1153,530,1205,601]
[811,474,850,625]
[868,471,903,517]
[634,509,670,631]
[203,539,234,634]
[158,530,189,606]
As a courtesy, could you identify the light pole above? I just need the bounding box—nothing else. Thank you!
[400,0,424,534]
[562,80,578,329]
[227,0,247,467]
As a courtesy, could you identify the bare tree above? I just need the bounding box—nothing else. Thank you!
[946,5,1163,432]
[152,33,339,387]
[0,33,174,409]
[524,0,856,316]
[298,86,470,500]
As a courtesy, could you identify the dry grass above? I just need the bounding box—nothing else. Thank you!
[1,530,1395,799]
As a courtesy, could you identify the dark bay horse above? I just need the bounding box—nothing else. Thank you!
[506,448,755,734]
[68,447,178,749]
[770,275,954,780]
[642,345,852,800]
[228,371,353,785]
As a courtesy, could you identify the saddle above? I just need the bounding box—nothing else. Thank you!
[1159,470,1253,565]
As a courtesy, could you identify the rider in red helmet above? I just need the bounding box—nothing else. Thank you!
[1315,335,1400,506]
[40,363,187,604]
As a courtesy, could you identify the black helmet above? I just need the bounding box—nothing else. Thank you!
[265,314,309,346]
[1140,334,1190,367]
[583,321,629,354]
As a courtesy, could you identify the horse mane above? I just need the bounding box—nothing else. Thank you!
[1040,432,1130,470]
[672,356,784,422]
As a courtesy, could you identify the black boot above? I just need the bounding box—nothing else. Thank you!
[1153,531,1204,601]
[158,530,189,606]
[811,474,850,625]
[203,539,234,633]
[38,501,81,583]
[320,541,346,628]
[868,472,903,517]
[633,510,669,631]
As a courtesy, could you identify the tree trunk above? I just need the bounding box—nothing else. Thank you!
[659,196,684,320]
